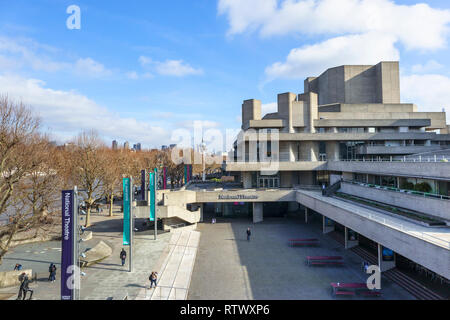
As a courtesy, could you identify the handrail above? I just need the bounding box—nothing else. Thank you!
[300,191,450,249]
[343,180,450,201]
[335,155,449,163]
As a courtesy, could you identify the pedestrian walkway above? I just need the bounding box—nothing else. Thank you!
[135,229,200,300]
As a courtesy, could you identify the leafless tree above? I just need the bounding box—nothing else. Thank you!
[69,130,107,227]
[0,97,51,263]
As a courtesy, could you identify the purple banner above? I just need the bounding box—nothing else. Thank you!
[141,170,146,201]
[61,190,74,300]
[163,167,167,189]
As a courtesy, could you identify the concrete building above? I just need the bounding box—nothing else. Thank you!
[112,140,118,150]
[124,141,129,150]
[136,61,450,295]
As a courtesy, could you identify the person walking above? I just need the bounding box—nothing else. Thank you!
[149,271,158,289]
[48,263,53,281]
[120,248,127,266]
[14,264,22,271]
[50,264,57,282]
[246,227,251,242]
[17,273,33,300]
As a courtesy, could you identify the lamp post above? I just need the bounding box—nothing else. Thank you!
[200,139,206,182]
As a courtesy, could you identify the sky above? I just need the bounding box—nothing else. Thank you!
[1,0,450,150]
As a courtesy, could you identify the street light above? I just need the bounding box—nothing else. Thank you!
[200,139,206,182]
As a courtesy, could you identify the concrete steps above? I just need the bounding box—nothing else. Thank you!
[383,269,444,300]
[327,231,444,300]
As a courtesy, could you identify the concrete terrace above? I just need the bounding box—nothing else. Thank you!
[297,189,450,279]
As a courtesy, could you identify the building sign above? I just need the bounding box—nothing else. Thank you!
[382,246,394,261]
[218,194,258,200]
[141,170,146,201]
[324,217,334,227]
[61,190,74,300]
[123,178,131,245]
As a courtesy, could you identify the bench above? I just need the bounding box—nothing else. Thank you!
[360,290,382,297]
[307,256,343,266]
[331,282,382,298]
[309,261,344,266]
[335,291,355,296]
[288,239,319,247]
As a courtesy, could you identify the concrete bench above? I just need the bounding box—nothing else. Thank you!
[289,239,319,247]
[0,270,32,288]
[309,261,344,266]
[79,240,112,267]
[360,290,382,297]
[335,291,355,296]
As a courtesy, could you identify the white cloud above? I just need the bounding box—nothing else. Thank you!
[411,60,443,74]
[0,36,113,78]
[126,71,139,80]
[219,0,450,50]
[401,74,450,123]
[74,58,112,78]
[265,32,399,80]
[139,56,203,77]
[219,0,450,82]
[0,73,169,147]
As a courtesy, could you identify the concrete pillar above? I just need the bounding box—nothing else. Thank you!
[377,244,396,272]
[243,172,252,189]
[326,141,340,161]
[253,203,263,223]
[280,171,293,188]
[323,216,335,234]
[344,227,359,249]
[300,141,319,161]
[304,207,308,223]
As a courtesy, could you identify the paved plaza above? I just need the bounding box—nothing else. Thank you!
[188,216,415,300]
[0,212,171,300]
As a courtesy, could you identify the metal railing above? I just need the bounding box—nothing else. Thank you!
[309,192,450,249]
[336,155,449,162]
[343,180,450,201]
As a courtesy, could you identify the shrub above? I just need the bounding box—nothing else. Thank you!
[400,182,415,191]
[414,182,432,193]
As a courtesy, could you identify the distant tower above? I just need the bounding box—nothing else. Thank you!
[112,140,118,150]
[136,143,142,151]
[124,141,129,149]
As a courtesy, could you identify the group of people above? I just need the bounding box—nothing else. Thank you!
[120,248,158,289]
[13,262,57,300]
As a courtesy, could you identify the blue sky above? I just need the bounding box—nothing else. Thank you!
[1,0,450,149]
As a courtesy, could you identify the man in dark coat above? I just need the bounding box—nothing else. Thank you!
[120,248,127,266]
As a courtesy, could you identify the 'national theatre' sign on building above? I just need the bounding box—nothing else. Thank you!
[218,194,258,200]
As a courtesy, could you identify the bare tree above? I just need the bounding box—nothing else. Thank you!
[102,149,124,217]
[69,131,106,227]
[0,97,49,263]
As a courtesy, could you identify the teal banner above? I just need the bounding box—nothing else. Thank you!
[123,178,131,245]
[149,172,155,221]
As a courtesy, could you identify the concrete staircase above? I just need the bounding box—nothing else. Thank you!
[327,231,444,300]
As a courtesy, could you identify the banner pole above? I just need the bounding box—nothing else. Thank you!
[73,186,80,300]
[154,169,158,240]
[129,176,133,273]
